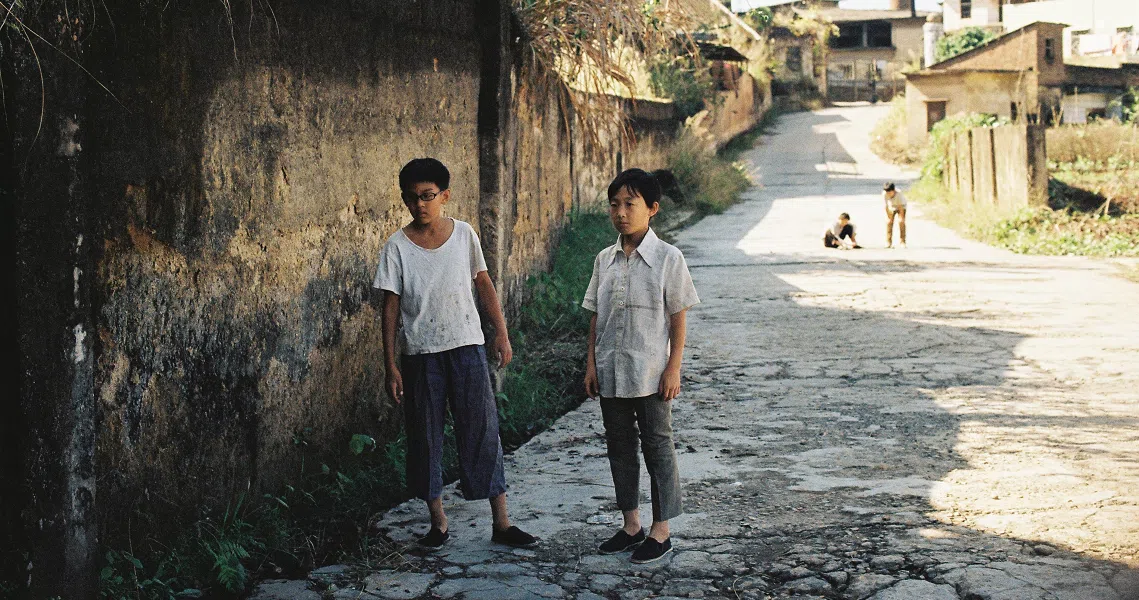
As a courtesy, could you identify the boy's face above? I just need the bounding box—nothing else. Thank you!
[838,216,849,226]
[885,189,896,199]
[609,186,659,236]
[402,182,450,226]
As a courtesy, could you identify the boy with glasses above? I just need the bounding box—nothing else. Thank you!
[374,158,536,549]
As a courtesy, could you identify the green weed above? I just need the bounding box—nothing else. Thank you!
[870,95,922,166]
[934,27,997,63]
[669,133,751,215]
[499,212,615,447]
[913,180,1139,257]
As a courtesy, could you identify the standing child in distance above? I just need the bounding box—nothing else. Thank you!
[583,168,700,564]
[374,158,536,549]
[883,182,907,248]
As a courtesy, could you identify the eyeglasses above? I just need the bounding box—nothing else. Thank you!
[402,190,441,203]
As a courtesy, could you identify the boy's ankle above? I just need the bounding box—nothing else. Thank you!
[622,524,642,535]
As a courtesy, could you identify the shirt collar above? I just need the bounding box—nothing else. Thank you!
[607,228,664,269]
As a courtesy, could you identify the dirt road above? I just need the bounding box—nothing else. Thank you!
[259,105,1139,600]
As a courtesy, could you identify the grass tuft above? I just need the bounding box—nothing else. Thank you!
[869,96,921,166]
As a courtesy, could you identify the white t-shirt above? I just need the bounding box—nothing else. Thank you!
[373,219,488,355]
[884,190,907,209]
[824,220,855,237]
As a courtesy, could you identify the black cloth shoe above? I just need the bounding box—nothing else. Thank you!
[598,529,646,554]
[630,536,672,564]
[417,527,450,548]
[491,525,538,548]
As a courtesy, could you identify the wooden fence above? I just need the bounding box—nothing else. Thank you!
[944,124,1049,208]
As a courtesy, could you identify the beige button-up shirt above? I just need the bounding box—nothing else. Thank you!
[582,228,700,399]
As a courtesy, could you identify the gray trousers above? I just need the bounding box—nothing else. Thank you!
[600,394,683,522]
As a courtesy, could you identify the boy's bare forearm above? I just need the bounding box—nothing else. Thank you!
[474,271,509,336]
[381,291,401,369]
[666,309,688,371]
[587,313,598,367]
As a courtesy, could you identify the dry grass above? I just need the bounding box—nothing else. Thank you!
[1047,121,1139,164]
[870,95,923,166]
[513,1,695,156]
[1048,122,1139,215]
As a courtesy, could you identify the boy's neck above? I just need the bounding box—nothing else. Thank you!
[621,227,651,255]
[407,217,449,235]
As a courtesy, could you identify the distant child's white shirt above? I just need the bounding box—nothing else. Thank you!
[583,228,700,398]
[374,219,487,355]
[824,220,855,237]
[884,190,908,210]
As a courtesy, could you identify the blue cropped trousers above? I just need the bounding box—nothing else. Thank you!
[401,344,508,502]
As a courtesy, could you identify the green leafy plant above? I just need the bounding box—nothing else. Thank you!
[668,133,751,215]
[195,496,261,594]
[649,57,712,120]
[934,27,998,63]
[98,550,180,600]
[745,7,773,31]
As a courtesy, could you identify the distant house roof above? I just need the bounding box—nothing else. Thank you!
[819,8,935,23]
[698,42,749,62]
[906,69,1022,77]
[921,21,1067,72]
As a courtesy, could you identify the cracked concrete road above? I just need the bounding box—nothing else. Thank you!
[257,105,1139,599]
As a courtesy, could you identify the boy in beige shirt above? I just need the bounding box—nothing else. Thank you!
[583,168,700,564]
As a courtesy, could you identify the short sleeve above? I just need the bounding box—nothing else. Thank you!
[663,253,699,315]
[466,223,489,279]
[582,253,601,312]
[373,240,402,294]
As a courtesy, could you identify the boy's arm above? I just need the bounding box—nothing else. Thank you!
[474,271,512,368]
[381,290,403,403]
[584,312,599,399]
[659,309,688,401]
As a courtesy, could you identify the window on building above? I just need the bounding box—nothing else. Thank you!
[839,63,856,80]
[961,0,972,19]
[1010,102,1019,122]
[867,22,892,48]
[833,24,864,49]
[1045,38,1056,64]
[786,46,803,75]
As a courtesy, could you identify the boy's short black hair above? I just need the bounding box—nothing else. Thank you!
[399,158,450,194]
[608,168,665,207]
[839,212,851,220]
[883,182,896,192]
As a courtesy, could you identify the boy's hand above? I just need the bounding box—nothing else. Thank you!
[584,364,599,400]
[492,332,513,368]
[386,367,404,404]
[658,366,682,401]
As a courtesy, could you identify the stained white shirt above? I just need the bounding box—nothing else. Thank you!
[583,228,700,399]
[884,190,908,209]
[373,219,487,355]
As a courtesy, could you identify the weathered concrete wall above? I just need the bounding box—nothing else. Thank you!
[497,83,575,316]
[691,73,767,150]
[5,0,525,595]
[88,0,482,521]
[944,124,1048,208]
